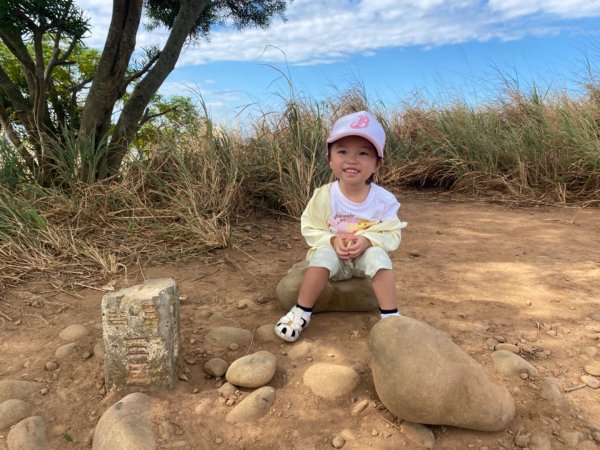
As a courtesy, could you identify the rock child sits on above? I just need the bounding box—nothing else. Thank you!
[274,111,407,342]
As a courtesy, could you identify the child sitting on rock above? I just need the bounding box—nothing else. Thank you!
[274,110,407,342]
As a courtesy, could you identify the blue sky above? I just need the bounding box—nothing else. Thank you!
[79,0,600,125]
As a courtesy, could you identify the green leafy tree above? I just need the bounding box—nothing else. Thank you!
[0,0,91,177]
[133,94,202,151]
[0,0,287,183]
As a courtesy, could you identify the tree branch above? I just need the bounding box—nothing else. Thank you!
[139,106,177,127]
[70,75,95,94]
[45,31,64,82]
[108,0,210,174]
[79,0,144,148]
[0,102,35,169]
[0,64,33,122]
[0,31,36,92]
[0,102,23,148]
[123,51,161,87]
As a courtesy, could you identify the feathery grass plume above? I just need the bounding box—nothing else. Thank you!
[379,79,600,205]
[241,97,330,217]
[122,110,243,255]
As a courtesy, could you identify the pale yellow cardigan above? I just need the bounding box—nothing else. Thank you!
[300,183,408,260]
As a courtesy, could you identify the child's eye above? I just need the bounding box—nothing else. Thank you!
[337,149,347,155]
[359,151,370,156]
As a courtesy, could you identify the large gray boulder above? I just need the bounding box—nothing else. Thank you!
[226,351,277,388]
[225,386,276,423]
[303,363,360,399]
[93,392,156,450]
[276,261,377,312]
[7,416,47,450]
[0,399,33,430]
[369,316,514,431]
[0,380,40,404]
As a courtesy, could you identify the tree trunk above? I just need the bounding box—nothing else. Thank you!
[105,0,210,176]
[79,0,143,178]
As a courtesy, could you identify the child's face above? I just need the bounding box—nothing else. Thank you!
[328,136,381,187]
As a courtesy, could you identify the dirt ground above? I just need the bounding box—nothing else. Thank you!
[1,189,600,449]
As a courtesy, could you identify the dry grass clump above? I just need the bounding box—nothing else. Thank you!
[382,87,600,205]
[0,119,243,296]
[241,100,330,217]
[1,82,600,300]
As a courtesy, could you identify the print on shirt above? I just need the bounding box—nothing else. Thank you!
[328,215,378,236]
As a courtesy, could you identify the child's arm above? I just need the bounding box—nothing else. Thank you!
[355,217,407,252]
[300,185,334,249]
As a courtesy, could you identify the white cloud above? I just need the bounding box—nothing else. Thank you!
[76,0,600,68]
[488,0,600,20]
[173,0,600,67]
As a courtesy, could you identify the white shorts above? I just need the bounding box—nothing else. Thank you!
[308,246,392,281]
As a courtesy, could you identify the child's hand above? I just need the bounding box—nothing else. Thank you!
[332,236,352,260]
[346,235,372,258]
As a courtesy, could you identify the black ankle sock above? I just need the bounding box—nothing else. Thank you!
[379,308,398,314]
[296,304,313,313]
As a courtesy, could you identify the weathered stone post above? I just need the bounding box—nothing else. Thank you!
[101,278,180,389]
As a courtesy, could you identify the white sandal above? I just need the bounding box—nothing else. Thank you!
[274,306,311,342]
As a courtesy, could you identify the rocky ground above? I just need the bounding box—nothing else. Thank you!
[1,189,600,449]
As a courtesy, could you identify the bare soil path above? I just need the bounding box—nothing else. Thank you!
[1,190,600,449]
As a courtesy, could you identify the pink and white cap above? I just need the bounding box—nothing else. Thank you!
[326,111,386,158]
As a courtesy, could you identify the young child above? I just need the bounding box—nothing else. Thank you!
[274,110,407,342]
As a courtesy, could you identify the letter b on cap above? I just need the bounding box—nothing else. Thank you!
[350,115,370,129]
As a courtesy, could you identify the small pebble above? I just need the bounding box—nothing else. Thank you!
[45,361,59,371]
[581,375,600,389]
[351,399,369,417]
[215,438,223,444]
[254,296,270,305]
[82,351,93,360]
[584,364,600,376]
[409,250,420,257]
[331,435,346,448]
[228,343,240,351]
[515,434,530,447]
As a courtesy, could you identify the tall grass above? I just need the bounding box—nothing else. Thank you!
[0,116,244,294]
[1,80,599,296]
[384,85,600,204]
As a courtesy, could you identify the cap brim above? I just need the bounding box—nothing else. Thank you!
[326,131,384,158]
